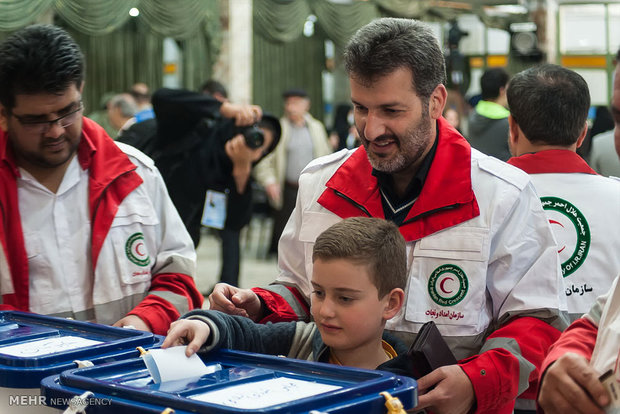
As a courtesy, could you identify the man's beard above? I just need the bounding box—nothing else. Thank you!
[360,111,432,174]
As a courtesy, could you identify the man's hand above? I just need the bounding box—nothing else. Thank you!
[265,182,281,206]
[538,353,609,414]
[113,315,151,332]
[414,365,475,414]
[162,319,210,357]
[207,283,263,321]
[220,102,262,126]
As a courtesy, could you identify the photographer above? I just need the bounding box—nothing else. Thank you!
[119,88,281,253]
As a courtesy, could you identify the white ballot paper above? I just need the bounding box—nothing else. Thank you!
[0,335,102,357]
[190,377,342,409]
[141,346,221,384]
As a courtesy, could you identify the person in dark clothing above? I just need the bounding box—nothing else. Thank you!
[118,88,281,259]
[467,68,511,161]
[163,217,409,375]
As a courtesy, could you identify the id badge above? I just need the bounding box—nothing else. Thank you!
[201,190,227,229]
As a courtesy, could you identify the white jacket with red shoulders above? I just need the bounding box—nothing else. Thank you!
[508,150,620,322]
[252,117,567,413]
[0,117,203,335]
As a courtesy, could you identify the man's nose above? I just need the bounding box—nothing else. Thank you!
[45,119,66,138]
[363,111,386,141]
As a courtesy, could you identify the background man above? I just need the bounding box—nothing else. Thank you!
[107,93,137,138]
[253,88,331,256]
[130,82,154,123]
[209,18,566,414]
[506,64,620,322]
[467,67,511,161]
[0,25,203,335]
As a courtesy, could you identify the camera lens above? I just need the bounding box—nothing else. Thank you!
[242,125,265,149]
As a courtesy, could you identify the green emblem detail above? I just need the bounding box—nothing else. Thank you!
[125,232,150,267]
[541,196,590,277]
[428,264,469,306]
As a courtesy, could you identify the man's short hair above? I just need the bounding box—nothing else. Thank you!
[0,25,84,110]
[480,68,509,100]
[507,64,590,146]
[109,94,137,118]
[343,18,446,101]
[201,79,228,99]
[282,88,308,99]
[312,217,407,298]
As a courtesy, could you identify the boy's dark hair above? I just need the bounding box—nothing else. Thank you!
[507,63,590,146]
[480,68,509,100]
[0,24,84,110]
[312,217,407,298]
[343,18,446,102]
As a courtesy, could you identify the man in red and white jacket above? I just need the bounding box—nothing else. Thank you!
[0,25,203,335]
[537,53,620,414]
[209,18,567,414]
[506,64,620,323]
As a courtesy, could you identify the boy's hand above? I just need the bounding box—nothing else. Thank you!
[538,353,609,414]
[162,319,210,357]
[208,283,263,321]
[414,365,474,414]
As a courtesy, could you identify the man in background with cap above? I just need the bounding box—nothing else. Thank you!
[253,88,331,256]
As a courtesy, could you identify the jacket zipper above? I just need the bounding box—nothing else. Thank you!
[401,203,461,226]
[334,189,461,227]
[333,190,371,217]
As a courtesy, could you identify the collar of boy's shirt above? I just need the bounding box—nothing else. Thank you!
[328,340,397,366]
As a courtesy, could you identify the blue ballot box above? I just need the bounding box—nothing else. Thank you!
[0,311,162,413]
[41,348,417,413]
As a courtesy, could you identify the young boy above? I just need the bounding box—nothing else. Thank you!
[163,217,407,371]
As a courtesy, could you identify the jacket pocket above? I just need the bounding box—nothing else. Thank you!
[405,227,490,333]
[108,199,158,285]
[299,211,342,285]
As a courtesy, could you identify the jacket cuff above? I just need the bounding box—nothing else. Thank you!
[460,352,516,413]
[186,314,221,352]
[129,295,180,335]
[252,287,300,322]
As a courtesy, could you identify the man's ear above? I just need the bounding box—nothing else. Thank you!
[0,105,9,132]
[575,121,589,148]
[508,114,520,155]
[382,288,405,321]
[429,84,447,120]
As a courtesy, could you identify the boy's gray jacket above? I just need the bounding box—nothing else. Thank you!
[183,309,408,365]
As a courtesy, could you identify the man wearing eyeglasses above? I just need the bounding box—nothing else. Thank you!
[0,24,204,335]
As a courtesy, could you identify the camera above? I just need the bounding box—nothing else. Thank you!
[235,124,265,149]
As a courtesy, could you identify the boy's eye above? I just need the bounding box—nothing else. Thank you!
[339,296,353,303]
[312,290,324,298]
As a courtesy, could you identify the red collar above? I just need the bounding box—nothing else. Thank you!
[507,150,597,175]
[318,117,479,241]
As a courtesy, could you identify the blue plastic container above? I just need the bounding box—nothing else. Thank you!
[41,348,417,413]
[0,311,162,413]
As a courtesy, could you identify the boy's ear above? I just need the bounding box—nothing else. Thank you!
[382,288,405,320]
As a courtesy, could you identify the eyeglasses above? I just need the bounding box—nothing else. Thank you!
[12,102,83,134]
